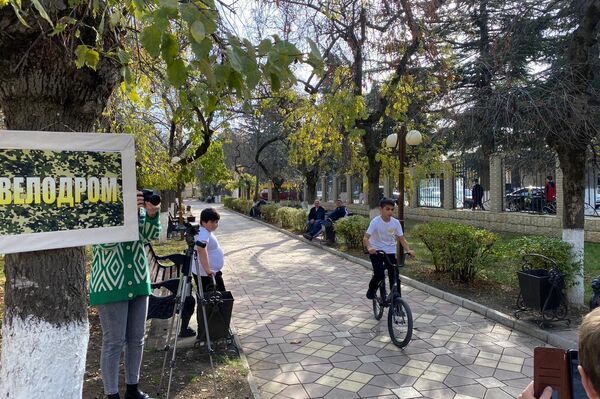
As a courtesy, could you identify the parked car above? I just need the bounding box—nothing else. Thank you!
[505,187,545,212]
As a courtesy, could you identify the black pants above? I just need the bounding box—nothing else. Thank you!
[199,271,226,292]
[180,271,226,330]
[367,253,398,294]
[472,199,484,210]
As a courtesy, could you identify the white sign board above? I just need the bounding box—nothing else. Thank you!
[0,130,138,254]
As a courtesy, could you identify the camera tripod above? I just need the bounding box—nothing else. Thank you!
[157,225,218,399]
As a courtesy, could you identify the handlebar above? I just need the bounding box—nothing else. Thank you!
[371,250,410,267]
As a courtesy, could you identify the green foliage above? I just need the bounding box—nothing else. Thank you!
[221,196,252,214]
[222,196,234,209]
[8,0,324,97]
[335,215,371,249]
[260,204,280,224]
[510,236,579,285]
[74,45,99,70]
[196,141,232,187]
[414,222,497,283]
[231,198,252,214]
[291,208,308,232]
[275,206,305,230]
[286,68,366,172]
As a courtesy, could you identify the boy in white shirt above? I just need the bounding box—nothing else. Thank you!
[192,207,225,292]
[363,198,415,299]
[179,207,225,338]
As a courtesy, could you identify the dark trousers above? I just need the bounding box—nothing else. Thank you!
[367,253,398,294]
[472,198,484,210]
[180,272,226,330]
[198,271,226,292]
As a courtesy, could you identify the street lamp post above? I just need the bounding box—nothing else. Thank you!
[386,126,423,232]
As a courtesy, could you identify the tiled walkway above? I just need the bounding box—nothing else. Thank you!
[193,203,553,399]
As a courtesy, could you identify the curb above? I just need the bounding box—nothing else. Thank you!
[229,208,578,350]
[230,323,262,399]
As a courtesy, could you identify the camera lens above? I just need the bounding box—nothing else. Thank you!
[147,194,161,206]
[142,189,161,205]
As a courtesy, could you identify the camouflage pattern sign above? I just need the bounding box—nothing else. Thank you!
[0,131,138,254]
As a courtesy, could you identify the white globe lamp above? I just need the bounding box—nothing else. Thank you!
[406,130,423,146]
[385,133,399,149]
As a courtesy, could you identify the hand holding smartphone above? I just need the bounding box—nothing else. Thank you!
[533,347,587,399]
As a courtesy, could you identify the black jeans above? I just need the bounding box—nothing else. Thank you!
[368,253,398,294]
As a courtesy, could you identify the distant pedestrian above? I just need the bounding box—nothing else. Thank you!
[545,176,556,203]
[471,178,485,210]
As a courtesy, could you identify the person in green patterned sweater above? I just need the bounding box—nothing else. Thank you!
[89,191,161,399]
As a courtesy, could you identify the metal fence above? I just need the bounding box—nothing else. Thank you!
[585,162,600,217]
[418,176,442,208]
[351,174,365,204]
[502,154,556,214]
[453,158,489,210]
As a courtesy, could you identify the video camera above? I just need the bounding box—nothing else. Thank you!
[142,189,161,206]
[175,222,200,246]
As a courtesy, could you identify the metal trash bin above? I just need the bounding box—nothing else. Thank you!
[517,269,562,311]
[196,290,234,342]
[514,254,569,328]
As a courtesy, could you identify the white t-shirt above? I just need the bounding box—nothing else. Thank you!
[192,226,225,276]
[366,215,404,254]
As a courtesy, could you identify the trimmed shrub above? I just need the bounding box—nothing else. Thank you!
[414,222,497,283]
[335,215,371,249]
[291,209,308,232]
[231,198,252,214]
[261,204,280,223]
[510,236,578,285]
[222,196,234,209]
[276,207,299,229]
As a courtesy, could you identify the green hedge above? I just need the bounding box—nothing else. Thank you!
[222,196,234,209]
[292,208,308,232]
[510,236,579,285]
[260,204,280,223]
[276,207,295,229]
[224,198,252,214]
[414,222,497,283]
[335,215,371,249]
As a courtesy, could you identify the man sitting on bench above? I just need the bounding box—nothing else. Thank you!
[303,199,348,240]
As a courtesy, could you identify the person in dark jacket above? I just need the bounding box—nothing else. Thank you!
[304,199,348,240]
[304,199,326,235]
[471,178,485,210]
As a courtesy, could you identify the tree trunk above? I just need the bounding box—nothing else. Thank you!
[254,169,260,201]
[0,7,121,395]
[360,126,382,211]
[556,144,587,305]
[304,168,319,204]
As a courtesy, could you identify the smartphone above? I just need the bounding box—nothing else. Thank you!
[534,347,571,399]
[567,349,587,399]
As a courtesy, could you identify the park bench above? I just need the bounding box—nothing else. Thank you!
[166,213,179,239]
[146,243,185,283]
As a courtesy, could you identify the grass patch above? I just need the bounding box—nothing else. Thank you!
[404,220,600,302]
[336,217,600,309]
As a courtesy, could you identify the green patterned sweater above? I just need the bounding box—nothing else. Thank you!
[89,210,161,306]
